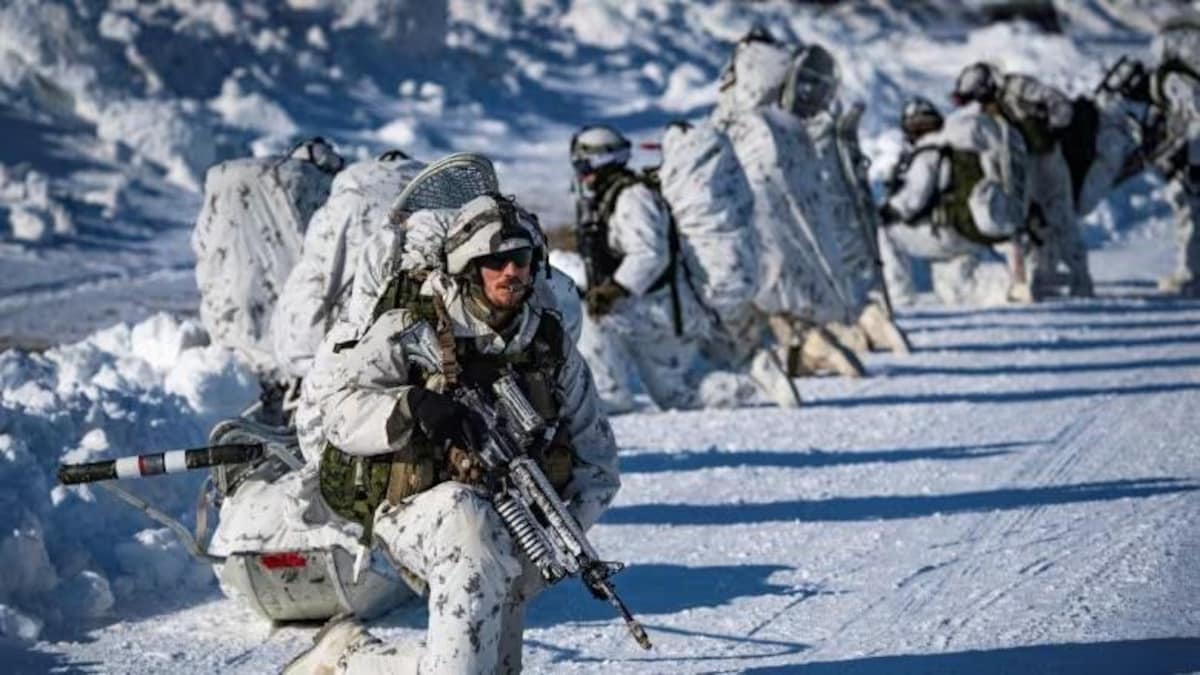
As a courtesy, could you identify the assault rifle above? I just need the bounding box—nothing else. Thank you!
[456,372,652,650]
[572,180,606,290]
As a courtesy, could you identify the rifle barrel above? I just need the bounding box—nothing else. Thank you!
[57,443,263,485]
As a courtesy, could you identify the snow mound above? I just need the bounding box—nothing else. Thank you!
[0,313,258,640]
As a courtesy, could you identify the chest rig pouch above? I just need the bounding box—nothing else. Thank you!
[319,272,573,544]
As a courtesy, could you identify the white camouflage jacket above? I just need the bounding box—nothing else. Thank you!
[304,222,619,530]
[886,107,1028,241]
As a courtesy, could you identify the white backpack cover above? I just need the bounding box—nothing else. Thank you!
[729,107,873,324]
[658,121,759,315]
[271,153,426,379]
[192,148,338,378]
[713,37,796,127]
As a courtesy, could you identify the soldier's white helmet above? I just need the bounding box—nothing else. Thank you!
[780,44,839,118]
[444,193,544,276]
[569,125,631,175]
[952,62,1001,106]
[901,96,944,141]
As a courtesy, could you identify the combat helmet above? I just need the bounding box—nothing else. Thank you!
[569,125,632,176]
[952,62,1001,105]
[900,96,945,141]
[444,193,544,276]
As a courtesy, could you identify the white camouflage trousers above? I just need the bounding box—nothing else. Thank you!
[1026,149,1093,297]
[581,294,761,412]
[339,482,530,675]
[878,224,1013,307]
[1166,176,1200,291]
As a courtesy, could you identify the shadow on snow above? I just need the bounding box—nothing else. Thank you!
[601,478,1198,526]
[881,355,1200,378]
[807,381,1200,409]
[619,441,1032,474]
[744,637,1200,675]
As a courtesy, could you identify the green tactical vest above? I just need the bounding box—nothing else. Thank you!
[931,148,1008,246]
[318,270,572,545]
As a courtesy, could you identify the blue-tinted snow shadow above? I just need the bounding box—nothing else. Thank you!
[528,564,804,626]
[899,297,1200,321]
[924,332,1200,353]
[807,381,1200,409]
[0,637,97,675]
[745,637,1200,675]
[907,317,1200,334]
[601,478,1198,526]
[620,441,1029,474]
[881,355,1200,378]
[527,564,815,664]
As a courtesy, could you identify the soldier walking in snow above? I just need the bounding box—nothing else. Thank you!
[878,97,1030,306]
[284,193,620,674]
[951,62,1094,300]
[570,124,799,412]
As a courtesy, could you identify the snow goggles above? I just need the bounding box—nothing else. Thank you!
[477,247,534,270]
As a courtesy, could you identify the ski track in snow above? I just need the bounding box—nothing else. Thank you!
[16,235,1200,674]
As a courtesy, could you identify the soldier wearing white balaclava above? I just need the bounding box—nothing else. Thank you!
[570,123,800,412]
[879,97,1031,306]
[952,62,1094,299]
[284,193,620,675]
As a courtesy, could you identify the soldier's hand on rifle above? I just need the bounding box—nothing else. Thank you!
[585,279,628,317]
[406,387,485,453]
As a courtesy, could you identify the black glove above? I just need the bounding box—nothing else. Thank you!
[585,279,629,317]
[878,202,901,226]
[405,387,484,451]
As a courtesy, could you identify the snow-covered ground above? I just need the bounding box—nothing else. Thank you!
[13,213,1199,674]
[3,1,1200,673]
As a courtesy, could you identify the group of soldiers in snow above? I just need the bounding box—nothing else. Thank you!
[173,18,1200,675]
[882,17,1200,306]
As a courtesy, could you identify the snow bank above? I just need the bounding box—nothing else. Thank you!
[0,314,257,640]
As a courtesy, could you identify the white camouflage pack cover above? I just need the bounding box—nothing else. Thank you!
[192,156,335,378]
[658,121,759,315]
[729,107,874,324]
[271,154,426,378]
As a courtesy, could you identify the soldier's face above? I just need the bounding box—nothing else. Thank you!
[478,249,533,310]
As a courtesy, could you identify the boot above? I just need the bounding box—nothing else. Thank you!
[856,303,910,356]
[797,327,865,378]
[1006,280,1035,304]
[1158,271,1193,294]
[825,322,870,354]
[749,349,802,408]
[282,613,379,675]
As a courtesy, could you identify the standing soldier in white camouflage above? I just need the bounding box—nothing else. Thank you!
[570,124,800,412]
[284,193,620,674]
[952,62,1094,300]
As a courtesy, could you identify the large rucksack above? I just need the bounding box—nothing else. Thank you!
[657,121,759,317]
[192,138,343,380]
[270,151,426,379]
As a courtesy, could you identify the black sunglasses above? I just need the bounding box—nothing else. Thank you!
[477,248,534,270]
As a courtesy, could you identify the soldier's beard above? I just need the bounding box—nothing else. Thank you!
[486,279,528,309]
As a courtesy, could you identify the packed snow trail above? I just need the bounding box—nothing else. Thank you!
[20,233,1199,673]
